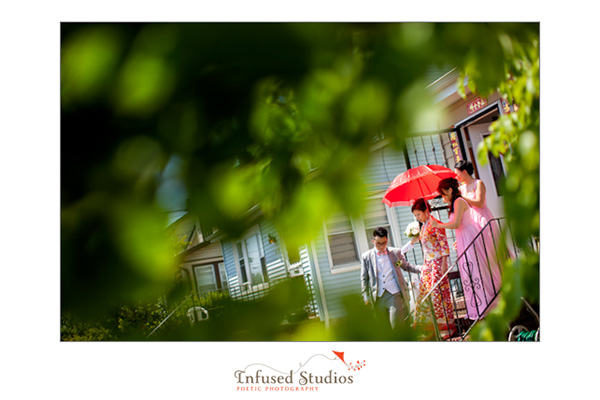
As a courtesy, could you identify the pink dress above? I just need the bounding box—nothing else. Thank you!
[451,198,502,320]
[459,180,495,229]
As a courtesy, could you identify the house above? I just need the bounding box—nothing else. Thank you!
[168,213,228,297]
[174,68,512,328]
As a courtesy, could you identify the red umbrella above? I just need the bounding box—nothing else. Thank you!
[382,164,456,207]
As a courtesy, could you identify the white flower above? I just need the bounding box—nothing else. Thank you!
[405,221,420,238]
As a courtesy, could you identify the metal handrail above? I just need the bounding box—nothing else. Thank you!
[146,292,194,338]
[406,217,516,340]
[146,273,319,338]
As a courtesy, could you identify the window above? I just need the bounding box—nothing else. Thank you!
[194,265,218,294]
[236,232,268,286]
[218,262,228,290]
[325,212,359,268]
[193,262,228,295]
[236,242,248,283]
[363,198,394,249]
[324,198,400,272]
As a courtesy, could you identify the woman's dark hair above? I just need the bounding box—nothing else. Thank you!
[411,198,429,229]
[437,177,462,215]
[454,160,474,176]
[411,198,430,213]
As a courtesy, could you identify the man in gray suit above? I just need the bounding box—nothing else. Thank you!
[361,227,421,329]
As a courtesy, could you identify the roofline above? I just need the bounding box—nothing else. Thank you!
[178,239,212,257]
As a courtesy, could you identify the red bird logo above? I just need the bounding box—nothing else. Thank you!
[332,351,366,371]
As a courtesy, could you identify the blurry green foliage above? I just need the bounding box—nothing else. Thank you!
[61,22,539,341]
[470,31,540,341]
[147,278,313,341]
[61,301,167,341]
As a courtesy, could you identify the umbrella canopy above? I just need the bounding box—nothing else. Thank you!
[382,164,456,207]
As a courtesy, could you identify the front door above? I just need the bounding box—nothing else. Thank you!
[466,122,507,218]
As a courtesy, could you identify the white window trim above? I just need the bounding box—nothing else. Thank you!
[323,197,402,275]
[384,201,403,249]
[233,225,266,287]
[193,263,218,293]
[233,241,247,285]
[363,194,399,249]
[323,215,364,275]
[218,262,229,289]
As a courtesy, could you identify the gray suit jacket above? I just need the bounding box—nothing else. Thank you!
[360,246,421,307]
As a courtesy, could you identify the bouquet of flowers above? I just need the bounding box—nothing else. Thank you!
[405,221,420,238]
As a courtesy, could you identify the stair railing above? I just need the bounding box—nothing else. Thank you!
[406,217,523,340]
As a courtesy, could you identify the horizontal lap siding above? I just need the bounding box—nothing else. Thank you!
[185,242,223,263]
[259,221,288,282]
[312,145,416,321]
[221,241,239,288]
[364,146,405,193]
[365,145,424,304]
[313,231,362,320]
[222,225,323,317]
[368,145,424,266]
[299,244,321,318]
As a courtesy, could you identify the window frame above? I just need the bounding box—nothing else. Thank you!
[192,262,225,295]
[323,212,362,274]
[362,196,398,251]
[234,227,268,287]
[194,264,217,293]
[323,197,401,275]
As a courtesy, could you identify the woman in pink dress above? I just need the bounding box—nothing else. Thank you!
[411,198,455,337]
[455,159,510,265]
[453,160,495,229]
[432,178,502,320]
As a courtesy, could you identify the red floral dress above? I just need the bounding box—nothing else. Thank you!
[414,217,455,329]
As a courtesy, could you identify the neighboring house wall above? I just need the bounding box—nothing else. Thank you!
[220,223,293,288]
[185,242,223,263]
[259,219,288,282]
[222,240,238,289]
[170,214,203,250]
[180,242,225,295]
[220,221,323,317]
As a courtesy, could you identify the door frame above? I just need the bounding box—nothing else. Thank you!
[454,99,508,217]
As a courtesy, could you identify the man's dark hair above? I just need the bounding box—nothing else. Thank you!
[372,226,388,239]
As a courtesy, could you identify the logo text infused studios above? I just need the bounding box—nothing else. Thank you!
[234,350,366,392]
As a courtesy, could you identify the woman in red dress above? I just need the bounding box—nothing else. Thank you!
[411,198,456,337]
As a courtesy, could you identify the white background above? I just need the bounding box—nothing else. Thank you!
[1,1,597,399]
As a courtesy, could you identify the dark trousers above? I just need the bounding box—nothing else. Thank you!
[375,290,406,329]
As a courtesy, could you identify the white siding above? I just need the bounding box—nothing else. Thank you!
[184,242,223,263]
[218,135,455,323]
[310,136,456,321]
[259,220,288,282]
[222,241,239,288]
[298,244,321,318]
[219,223,322,317]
